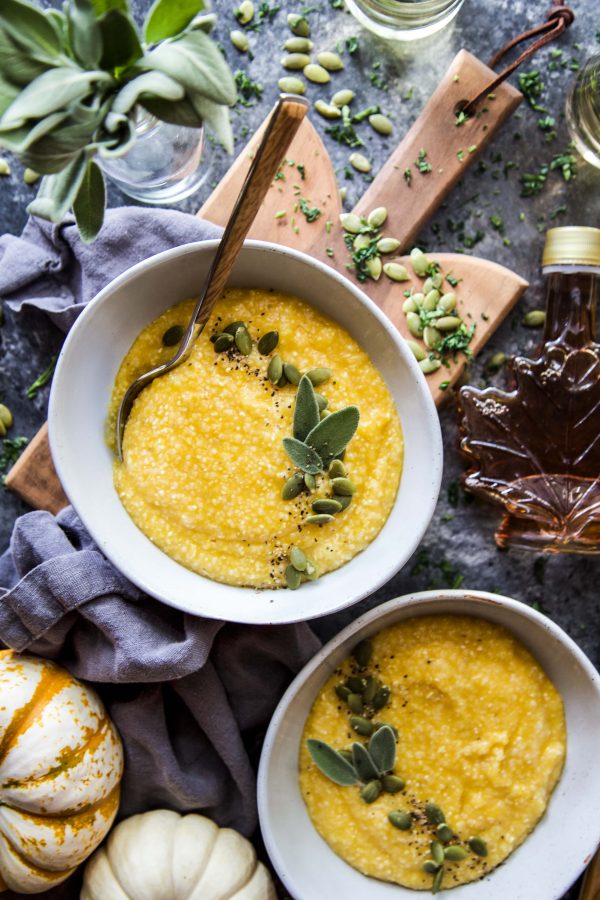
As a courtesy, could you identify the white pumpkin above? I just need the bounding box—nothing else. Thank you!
[0,650,123,894]
[81,810,277,900]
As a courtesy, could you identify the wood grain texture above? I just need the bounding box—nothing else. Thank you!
[5,50,527,513]
[580,847,600,900]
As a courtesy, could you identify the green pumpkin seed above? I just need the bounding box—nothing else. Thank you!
[0,404,13,429]
[278,76,306,94]
[235,325,252,355]
[23,168,39,185]
[368,113,393,135]
[339,212,363,233]
[304,63,330,84]
[382,774,405,793]
[362,675,378,703]
[347,693,364,713]
[367,206,388,228]
[268,354,283,384]
[468,837,488,857]
[360,779,382,803]
[332,88,354,107]
[0,420,6,438]
[305,558,319,580]
[377,238,401,254]
[419,357,441,375]
[406,339,426,361]
[437,823,454,843]
[285,564,301,589]
[347,675,367,693]
[436,316,463,331]
[290,546,308,571]
[424,289,441,310]
[350,715,375,736]
[282,472,305,500]
[423,277,434,294]
[331,477,356,496]
[328,458,346,478]
[306,367,332,385]
[317,50,344,70]
[406,312,423,338]
[304,473,317,491]
[402,298,417,314]
[283,362,302,385]
[315,393,328,411]
[432,272,444,289]
[410,247,430,277]
[438,292,456,312]
[432,868,444,893]
[522,309,546,327]
[425,803,446,825]
[372,685,390,710]
[312,498,343,514]
[284,36,313,52]
[278,373,288,387]
[423,325,442,349]
[353,233,371,252]
[314,99,341,119]
[336,494,352,510]
[366,256,382,280]
[235,0,254,23]
[162,324,184,347]
[257,331,279,354]
[422,861,440,875]
[431,841,445,866]
[353,639,372,668]
[444,845,468,861]
[305,513,334,525]
[389,810,412,830]
[485,351,506,373]
[412,292,425,307]
[287,12,310,35]
[0,159,11,176]
[230,29,249,51]
[348,152,371,173]
[384,262,410,282]
[223,320,247,336]
[335,684,351,701]
[214,333,234,352]
[282,52,311,69]
[320,409,330,420]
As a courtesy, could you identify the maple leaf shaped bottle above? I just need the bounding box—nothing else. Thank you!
[459,226,600,553]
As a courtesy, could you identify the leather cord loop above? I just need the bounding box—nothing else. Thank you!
[462,0,575,115]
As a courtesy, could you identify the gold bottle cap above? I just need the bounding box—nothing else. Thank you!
[542,226,600,267]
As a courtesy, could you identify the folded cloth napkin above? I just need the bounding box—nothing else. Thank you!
[0,209,321,840]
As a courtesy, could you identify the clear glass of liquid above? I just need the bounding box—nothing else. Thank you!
[100,109,211,204]
[566,53,600,170]
[343,0,465,41]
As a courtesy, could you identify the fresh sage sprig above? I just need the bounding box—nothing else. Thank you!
[283,374,359,473]
[0,0,236,242]
[307,724,399,805]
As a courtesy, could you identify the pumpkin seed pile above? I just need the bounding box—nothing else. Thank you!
[285,545,318,589]
[339,206,404,284]
[0,403,14,439]
[307,640,491,895]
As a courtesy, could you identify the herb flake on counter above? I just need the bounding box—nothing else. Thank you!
[26,357,56,400]
[235,70,263,106]
[369,62,387,90]
[345,36,359,54]
[246,1,280,30]
[326,106,364,148]
[517,70,547,112]
[1,436,28,483]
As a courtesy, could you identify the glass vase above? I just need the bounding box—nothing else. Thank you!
[100,109,211,205]
[343,0,465,41]
[566,53,600,171]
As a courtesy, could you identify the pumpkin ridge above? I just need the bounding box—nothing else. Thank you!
[0,784,121,826]
[0,830,77,882]
[0,662,73,766]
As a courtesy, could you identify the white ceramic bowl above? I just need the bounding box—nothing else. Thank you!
[49,241,442,625]
[258,590,600,899]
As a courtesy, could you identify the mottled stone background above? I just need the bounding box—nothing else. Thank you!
[0,0,599,896]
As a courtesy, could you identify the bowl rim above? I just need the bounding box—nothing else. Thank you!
[257,588,600,897]
[48,239,443,624]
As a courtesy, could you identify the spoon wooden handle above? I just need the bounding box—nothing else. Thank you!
[580,847,600,900]
[194,95,308,328]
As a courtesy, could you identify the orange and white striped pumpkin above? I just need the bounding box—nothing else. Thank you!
[0,650,123,894]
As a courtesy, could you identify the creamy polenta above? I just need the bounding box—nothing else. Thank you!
[300,615,566,891]
[109,288,402,588]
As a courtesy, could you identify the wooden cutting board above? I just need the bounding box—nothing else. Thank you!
[6,49,527,515]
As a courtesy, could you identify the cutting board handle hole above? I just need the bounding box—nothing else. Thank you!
[454,99,469,115]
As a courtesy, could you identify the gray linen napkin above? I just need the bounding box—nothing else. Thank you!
[0,209,321,839]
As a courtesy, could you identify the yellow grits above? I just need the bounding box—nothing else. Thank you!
[109,288,403,588]
[300,615,566,891]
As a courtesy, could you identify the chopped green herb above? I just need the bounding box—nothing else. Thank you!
[402,87,414,101]
[326,105,363,148]
[489,214,504,233]
[437,323,475,363]
[26,357,56,399]
[438,380,450,391]
[235,70,263,106]
[298,197,321,223]
[455,110,470,127]
[297,163,306,180]
[1,436,28,482]
[456,149,465,161]
[325,220,332,233]
[549,147,577,182]
[404,168,412,186]
[369,63,387,90]
[520,167,548,197]
[446,273,461,287]
[343,165,354,180]
[246,2,280,31]
[325,247,334,257]
[345,36,359,54]
[549,204,567,220]
[330,0,344,8]
[468,144,477,154]
[415,148,432,174]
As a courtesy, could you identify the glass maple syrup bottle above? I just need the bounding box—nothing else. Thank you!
[459,226,600,554]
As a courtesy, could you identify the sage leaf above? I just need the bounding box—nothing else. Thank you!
[0,0,62,60]
[293,374,320,442]
[73,159,105,243]
[146,30,236,107]
[96,117,136,159]
[306,406,359,464]
[282,437,323,475]
[187,12,217,33]
[144,0,206,45]
[110,72,184,120]
[141,95,203,129]
[188,95,233,153]
[368,725,396,774]
[1,69,110,127]
[0,78,20,118]
[351,742,381,782]
[98,9,143,71]
[67,0,103,68]
[306,739,357,786]
[27,151,87,222]
[0,30,51,88]
[0,111,72,155]
[90,0,127,13]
